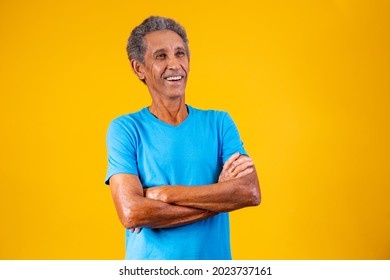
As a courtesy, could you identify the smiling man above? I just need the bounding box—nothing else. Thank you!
[105,16,261,260]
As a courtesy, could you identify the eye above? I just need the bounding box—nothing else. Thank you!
[156,53,167,60]
[176,50,185,57]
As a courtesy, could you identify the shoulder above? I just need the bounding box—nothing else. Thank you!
[188,106,235,131]
[110,108,145,125]
[106,108,149,142]
[188,105,230,122]
[108,108,147,130]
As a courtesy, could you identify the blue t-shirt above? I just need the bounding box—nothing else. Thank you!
[105,105,246,259]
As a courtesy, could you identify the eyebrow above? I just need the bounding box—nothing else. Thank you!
[152,46,186,56]
[152,48,166,56]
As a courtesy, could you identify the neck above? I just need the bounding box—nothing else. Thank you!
[148,98,188,126]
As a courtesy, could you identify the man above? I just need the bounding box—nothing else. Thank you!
[105,16,261,260]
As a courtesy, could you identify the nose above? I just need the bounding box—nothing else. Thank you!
[167,56,180,70]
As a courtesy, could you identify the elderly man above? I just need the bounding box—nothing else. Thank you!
[105,16,261,260]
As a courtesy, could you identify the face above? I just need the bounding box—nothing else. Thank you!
[132,30,190,101]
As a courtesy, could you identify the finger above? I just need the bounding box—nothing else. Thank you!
[231,161,254,176]
[223,152,240,171]
[145,188,158,200]
[229,156,253,173]
[135,227,142,234]
[129,228,135,233]
[235,168,254,178]
[232,155,253,166]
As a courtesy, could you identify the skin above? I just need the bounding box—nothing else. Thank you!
[131,30,189,125]
[145,153,259,212]
[110,30,261,233]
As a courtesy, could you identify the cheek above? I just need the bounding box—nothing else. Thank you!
[151,63,164,79]
[182,60,190,73]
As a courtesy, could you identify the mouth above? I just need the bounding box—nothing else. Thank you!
[164,75,184,82]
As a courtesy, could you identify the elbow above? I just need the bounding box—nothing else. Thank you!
[120,206,142,229]
[246,175,261,206]
[251,186,261,206]
[237,182,261,207]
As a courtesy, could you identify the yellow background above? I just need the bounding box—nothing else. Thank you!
[1,0,389,259]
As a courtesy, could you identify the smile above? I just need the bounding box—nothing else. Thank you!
[165,76,183,81]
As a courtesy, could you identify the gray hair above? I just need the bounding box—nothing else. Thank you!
[126,16,190,64]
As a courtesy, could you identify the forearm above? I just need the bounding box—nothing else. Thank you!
[145,169,261,213]
[110,174,218,230]
[117,195,217,229]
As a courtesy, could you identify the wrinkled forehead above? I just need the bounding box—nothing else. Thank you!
[143,30,185,54]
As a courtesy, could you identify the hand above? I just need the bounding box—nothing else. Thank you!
[129,227,142,234]
[144,186,167,202]
[218,152,254,183]
[130,187,163,232]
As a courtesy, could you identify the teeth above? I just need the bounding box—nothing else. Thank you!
[165,76,182,81]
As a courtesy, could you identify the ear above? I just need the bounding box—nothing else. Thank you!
[131,59,145,81]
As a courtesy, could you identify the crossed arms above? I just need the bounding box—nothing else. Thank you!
[109,152,261,232]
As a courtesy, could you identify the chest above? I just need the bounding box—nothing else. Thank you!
[135,122,222,186]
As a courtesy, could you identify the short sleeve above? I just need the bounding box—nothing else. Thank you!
[220,112,248,163]
[104,119,139,185]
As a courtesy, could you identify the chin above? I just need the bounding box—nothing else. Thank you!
[170,91,185,99]
[168,87,186,98]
